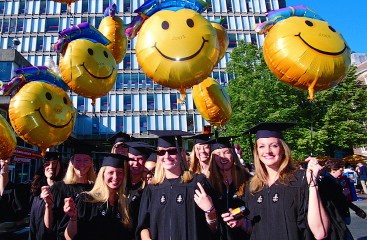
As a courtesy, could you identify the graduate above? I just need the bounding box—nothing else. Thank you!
[188,133,212,178]
[63,153,133,240]
[124,141,155,232]
[136,130,218,240]
[109,131,136,157]
[29,152,64,240]
[238,122,329,240]
[206,136,251,240]
[50,147,96,240]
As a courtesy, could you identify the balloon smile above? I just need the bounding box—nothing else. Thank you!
[81,63,115,79]
[295,33,347,56]
[35,108,74,128]
[154,37,209,61]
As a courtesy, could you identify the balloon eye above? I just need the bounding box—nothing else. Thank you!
[328,26,336,32]
[103,51,108,58]
[63,97,68,104]
[45,92,52,100]
[88,48,94,55]
[186,19,194,28]
[305,20,313,27]
[162,21,169,30]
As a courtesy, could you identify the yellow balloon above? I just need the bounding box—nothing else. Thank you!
[0,114,16,158]
[8,82,76,154]
[98,15,127,64]
[263,17,351,100]
[192,78,232,126]
[211,21,229,65]
[59,39,117,103]
[136,9,220,99]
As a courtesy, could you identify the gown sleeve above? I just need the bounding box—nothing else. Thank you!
[135,185,152,239]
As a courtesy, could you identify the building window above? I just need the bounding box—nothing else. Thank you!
[92,116,99,134]
[226,0,232,12]
[0,62,12,81]
[2,19,9,33]
[61,4,67,13]
[123,73,130,88]
[115,73,123,90]
[123,94,132,111]
[131,73,138,88]
[17,18,24,32]
[0,2,4,14]
[116,116,124,131]
[123,0,130,12]
[36,36,43,51]
[40,1,47,14]
[228,33,237,48]
[82,1,88,13]
[100,95,108,111]
[123,53,131,69]
[45,18,59,32]
[77,96,85,111]
[140,115,147,133]
[187,114,194,132]
[9,19,16,33]
[19,0,26,14]
[147,93,155,110]
[170,93,177,110]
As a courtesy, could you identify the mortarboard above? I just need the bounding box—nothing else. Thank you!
[149,130,194,148]
[43,152,62,162]
[205,136,239,151]
[185,133,213,145]
[244,122,297,140]
[146,152,157,163]
[101,153,132,168]
[73,146,92,156]
[124,141,156,156]
[108,131,136,144]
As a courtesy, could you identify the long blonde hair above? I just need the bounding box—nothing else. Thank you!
[189,144,211,176]
[249,139,296,194]
[85,165,131,228]
[152,148,193,184]
[208,148,249,197]
[63,155,96,184]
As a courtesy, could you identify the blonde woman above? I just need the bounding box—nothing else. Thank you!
[49,148,96,240]
[63,153,132,240]
[238,122,330,240]
[136,130,218,240]
[206,137,251,240]
[188,134,212,178]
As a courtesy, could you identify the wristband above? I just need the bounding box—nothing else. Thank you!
[204,205,215,214]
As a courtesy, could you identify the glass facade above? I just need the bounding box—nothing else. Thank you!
[0,0,285,138]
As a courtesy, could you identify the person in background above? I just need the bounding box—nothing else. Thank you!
[109,131,136,157]
[143,152,157,184]
[29,152,64,240]
[137,130,218,240]
[124,141,155,233]
[188,133,212,178]
[0,157,30,237]
[49,147,96,240]
[356,162,367,194]
[206,136,251,240]
[233,144,245,165]
[239,122,329,240]
[343,165,358,201]
[63,153,133,240]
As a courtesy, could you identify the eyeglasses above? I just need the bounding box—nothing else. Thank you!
[156,148,178,156]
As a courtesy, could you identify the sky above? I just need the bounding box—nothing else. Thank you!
[285,0,367,53]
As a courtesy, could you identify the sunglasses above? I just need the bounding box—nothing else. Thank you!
[156,148,178,156]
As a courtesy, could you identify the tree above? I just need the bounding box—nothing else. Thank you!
[224,41,367,161]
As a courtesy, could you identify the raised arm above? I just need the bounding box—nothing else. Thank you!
[63,197,78,240]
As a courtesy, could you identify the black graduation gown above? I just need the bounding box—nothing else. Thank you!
[127,180,144,232]
[71,193,133,240]
[244,170,309,240]
[29,195,53,240]
[136,174,215,240]
[213,182,249,240]
[50,181,93,240]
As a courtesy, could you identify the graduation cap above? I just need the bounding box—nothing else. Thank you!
[149,130,194,171]
[205,136,239,151]
[73,146,92,156]
[244,122,297,140]
[124,141,156,156]
[146,152,157,163]
[108,131,136,144]
[185,133,213,145]
[101,153,132,168]
[43,152,62,162]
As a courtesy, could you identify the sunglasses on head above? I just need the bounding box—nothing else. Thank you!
[156,148,178,156]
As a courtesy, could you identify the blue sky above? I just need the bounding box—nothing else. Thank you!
[286,0,367,53]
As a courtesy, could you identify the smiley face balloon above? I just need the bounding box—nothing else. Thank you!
[128,0,219,101]
[256,5,351,100]
[54,22,117,105]
[0,114,16,158]
[8,67,76,155]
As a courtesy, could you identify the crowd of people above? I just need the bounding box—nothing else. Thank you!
[0,123,366,240]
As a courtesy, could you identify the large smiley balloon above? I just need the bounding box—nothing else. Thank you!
[127,0,219,101]
[54,22,117,105]
[192,78,232,126]
[8,67,76,155]
[256,5,351,100]
[0,114,17,158]
[98,3,127,64]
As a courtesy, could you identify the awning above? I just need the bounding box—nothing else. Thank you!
[13,147,42,159]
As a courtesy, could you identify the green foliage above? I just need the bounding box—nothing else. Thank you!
[224,41,367,161]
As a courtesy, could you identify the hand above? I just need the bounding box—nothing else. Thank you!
[305,157,323,186]
[64,197,77,220]
[0,159,9,173]
[221,210,246,229]
[194,183,214,212]
[40,186,53,207]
